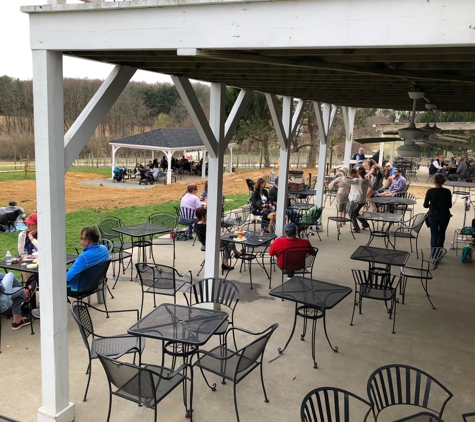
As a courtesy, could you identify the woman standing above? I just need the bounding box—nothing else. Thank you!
[423,174,452,248]
[250,177,272,230]
[328,166,350,224]
[363,159,384,212]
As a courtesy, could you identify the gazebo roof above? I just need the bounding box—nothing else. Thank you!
[110,128,211,152]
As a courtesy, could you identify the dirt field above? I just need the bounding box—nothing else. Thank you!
[0,168,429,214]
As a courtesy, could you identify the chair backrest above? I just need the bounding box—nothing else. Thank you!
[352,269,396,291]
[278,247,316,272]
[68,260,111,295]
[194,223,207,248]
[410,213,427,235]
[148,212,178,231]
[246,178,255,192]
[421,247,447,271]
[241,205,251,223]
[97,216,124,243]
[179,207,196,220]
[186,278,240,310]
[70,300,95,348]
[97,353,181,405]
[367,364,453,419]
[300,387,371,422]
[236,323,278,374]
[99,238,114,253]
[135,262,181,292]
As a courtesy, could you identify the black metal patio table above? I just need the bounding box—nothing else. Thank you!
[112,222,169,263]
[221,230,276,289]
[128,303,227,418]
[269,276,352,368]
[350,245,410,272]
[289,202,314,211]
[392,411,444,422]
[358,211,403,246]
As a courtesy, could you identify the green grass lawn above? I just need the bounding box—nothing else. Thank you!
[0,192,250,261]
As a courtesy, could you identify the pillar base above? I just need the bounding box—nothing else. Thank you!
[37,403,75,422]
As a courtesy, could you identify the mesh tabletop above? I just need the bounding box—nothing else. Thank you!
[445,181,475,189]
[289,203,314,210]
[112,223,169,238]
[359,212,403,223]
[294,189,316,196]
[371,197,417,205]
[393,412,444,422]
[221,230,276,247]
[0,254,78,274]
[269,276,352,310]
[128,303,228,346]
[351,245,410,267]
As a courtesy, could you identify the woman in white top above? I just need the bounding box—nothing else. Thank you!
[179,183,202,239]
[340,167,369,233]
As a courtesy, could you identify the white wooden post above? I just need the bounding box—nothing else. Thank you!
[33,49,75,422]
[341,106,355,169]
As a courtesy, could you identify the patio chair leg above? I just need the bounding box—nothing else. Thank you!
[322,311,338,352]
[391,296,397,334]
[233,383,241,422]
[421,279,436,310]
[259,362,270,403]
[350,290,359,326]
[83,362,92,401]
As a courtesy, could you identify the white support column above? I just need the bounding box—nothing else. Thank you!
[172,76,250,278]
[202,148,207,178]
[111,146,119,177]
[228,145,233,173]
[166,151,173,185]
[33,50,74,422]
[379,141,385,165]
[313,102,338,208]
[390,142,395,163]
[341,106,355,169]
[266,95,305,236]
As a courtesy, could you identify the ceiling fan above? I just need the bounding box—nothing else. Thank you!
[354,92,470,156]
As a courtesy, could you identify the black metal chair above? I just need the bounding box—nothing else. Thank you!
[193,323,278,422]
[300,387,371,422]
[367,364,453,421]
[96,353,191,422]
[67,260,112,317]
[327,201,355,241]
[400,247,447,309]
[98,238,132,289]
[135,262,191,318]
[0,415,21,422]
[463,412,475,421]
[148,212,178,267]
[194,224,227,276]
[388,213,427,258]
[97,216,134,282]
[290,206,323,241]
[70,300,145,402]
[184,277,240,345]
[270,246,318,289]
[350,269,400,334]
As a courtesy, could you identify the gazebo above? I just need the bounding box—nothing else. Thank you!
[110,128,235,185]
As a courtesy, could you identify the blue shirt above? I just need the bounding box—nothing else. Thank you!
[67,243,109,288]
[389,175,407,193]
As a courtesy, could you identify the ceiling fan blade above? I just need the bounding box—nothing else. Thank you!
[354,137,400,144]
[432,134,468,143]
[383,130,399,135]
[422,139,469,147]
[437,133,470,140]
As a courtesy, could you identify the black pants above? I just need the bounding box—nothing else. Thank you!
[349,202,365,231]
[428,215,450,248]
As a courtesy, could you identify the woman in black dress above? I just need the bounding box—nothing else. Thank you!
[423,173,452,248]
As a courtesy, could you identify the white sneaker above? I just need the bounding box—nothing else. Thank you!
[31,308,41,319]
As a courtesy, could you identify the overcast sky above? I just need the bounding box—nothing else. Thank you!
[0,0,172,84]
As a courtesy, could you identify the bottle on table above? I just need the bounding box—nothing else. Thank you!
[5,251,12,265]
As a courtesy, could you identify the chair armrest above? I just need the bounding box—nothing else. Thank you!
[146,362,190,379]
[86,303,140,321]
[176,269,193,281]
[112,345,143,359]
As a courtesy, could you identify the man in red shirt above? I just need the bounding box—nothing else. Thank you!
[269,223,316,275]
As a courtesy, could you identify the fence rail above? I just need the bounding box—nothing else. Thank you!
[0,162,35,177]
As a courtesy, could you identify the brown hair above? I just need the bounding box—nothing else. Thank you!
[434,173,446,186]
[81,227,100,243]
[255,177,266,191]
[187,183,198,193]
[195,207,207,222]
[357,167,367,178]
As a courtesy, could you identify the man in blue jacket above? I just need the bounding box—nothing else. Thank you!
[67,227,109,292]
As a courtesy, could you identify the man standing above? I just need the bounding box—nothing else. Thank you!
[269,223,316,276]
[377,168,407,196]
[67,227,110,292]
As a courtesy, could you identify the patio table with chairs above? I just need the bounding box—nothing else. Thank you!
[371,195,417,214]
[269,276,352,368]
[358,211,404,246]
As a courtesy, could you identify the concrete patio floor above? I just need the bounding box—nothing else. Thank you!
[1,171,475,421]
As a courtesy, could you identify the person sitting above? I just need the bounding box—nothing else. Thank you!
[134,163,142,176]
[194,207,241,271]
[449,156,469,181]
[428,155,448,177]
[467,159,475,181]
[201,180,208,202]
[18,213,39,265]
[375,169,394,195]
[269,223,316,277]
[151,165,159,179]
[67,227,110,292]
[179,183,201,239]
[250,177,272,230]
[0,273,37,330]
[376,168,407,196]
[352,147,366,167]
[384,162,397,176]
